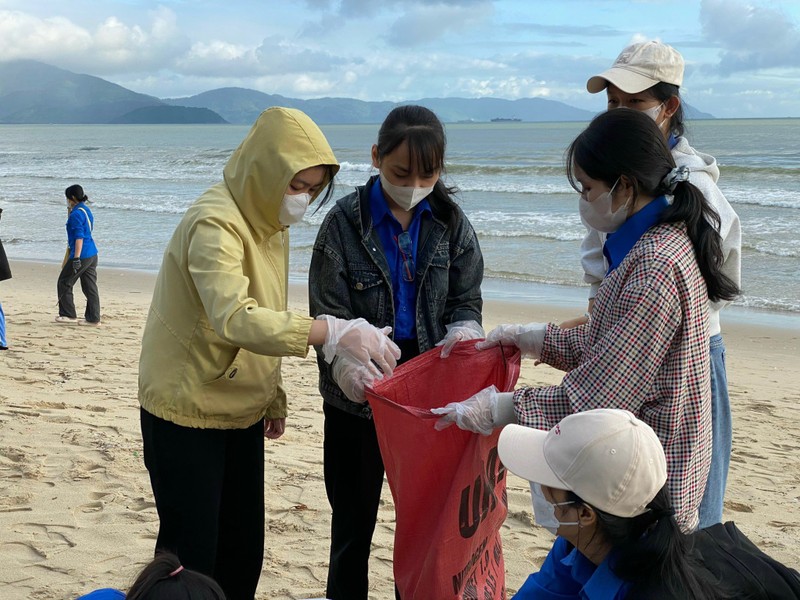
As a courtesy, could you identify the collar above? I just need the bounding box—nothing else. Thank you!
[604,195,669,272]
[668,133,677,150]
[368,175,431,228]
[561,545,628,599]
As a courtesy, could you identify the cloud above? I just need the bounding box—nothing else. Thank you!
[505,22,624,36]
[384,1,493,47]
[175,35,347,78]
[701,0,800,73]
[0,8,189,74]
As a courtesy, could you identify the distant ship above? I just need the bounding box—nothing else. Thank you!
[490,117,522,122]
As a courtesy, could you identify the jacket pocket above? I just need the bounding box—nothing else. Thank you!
[347,265,387,321]
[198,348,279,421]
[424,242,451,301]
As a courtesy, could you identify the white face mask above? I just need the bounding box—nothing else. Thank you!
[530,482,579,535]
[379,172,434,211]
[278,192,311,226]
[641,102,668,132]
[578,178,631,233]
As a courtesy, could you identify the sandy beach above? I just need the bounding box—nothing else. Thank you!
[0,259,798,599]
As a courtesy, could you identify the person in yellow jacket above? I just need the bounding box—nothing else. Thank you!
[138,107,400,600]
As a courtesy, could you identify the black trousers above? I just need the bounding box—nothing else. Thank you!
[325,339,418,600]
[140,409,265,600]
[57,254,100,322]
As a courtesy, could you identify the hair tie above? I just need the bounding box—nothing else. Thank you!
[169,565,184,577]
[661,165,690,193]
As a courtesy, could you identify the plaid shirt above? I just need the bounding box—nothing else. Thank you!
[513,223,711,532]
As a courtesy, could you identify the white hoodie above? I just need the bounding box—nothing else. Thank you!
[580,136,742,337]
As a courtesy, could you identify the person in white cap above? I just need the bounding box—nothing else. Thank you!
[498,409,730,599]
[433,108,740,533]
[581,40,742,530]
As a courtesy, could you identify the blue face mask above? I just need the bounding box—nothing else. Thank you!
[530,482,579,535]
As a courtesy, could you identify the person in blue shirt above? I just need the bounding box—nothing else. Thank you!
[56,184,101,325]
[308,105,484,600]
[497,409,730,600]
[76,552,225,599]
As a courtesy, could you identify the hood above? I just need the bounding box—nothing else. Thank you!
[223,107,339,238]
[672,136,719,184]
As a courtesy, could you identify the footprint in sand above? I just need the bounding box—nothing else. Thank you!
[725,500,754,513]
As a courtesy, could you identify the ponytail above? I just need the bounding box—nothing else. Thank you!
[576,487,732,599]
[658,177,739,302]
[126,552,225,599]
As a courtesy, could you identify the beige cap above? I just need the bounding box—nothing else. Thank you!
[587,41,684,94]
[498,409,667,518]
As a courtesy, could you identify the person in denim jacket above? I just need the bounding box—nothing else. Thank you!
[309,105,484,600]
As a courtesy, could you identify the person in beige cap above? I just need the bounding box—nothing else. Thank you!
[580,40,742,531]
[497,409,800,600]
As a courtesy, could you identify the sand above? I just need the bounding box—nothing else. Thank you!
[0,260,798,599]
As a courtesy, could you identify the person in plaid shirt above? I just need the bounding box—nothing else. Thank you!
[433,109,739,533]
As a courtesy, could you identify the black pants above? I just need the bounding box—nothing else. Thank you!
[140,409,265,600]
[57,254,100,322]
[325,339,418,600]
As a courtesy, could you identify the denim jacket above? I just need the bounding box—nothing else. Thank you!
[309,176,484,418]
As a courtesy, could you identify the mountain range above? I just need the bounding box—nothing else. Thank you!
[0,59,714,125]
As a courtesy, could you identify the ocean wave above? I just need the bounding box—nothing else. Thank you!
[735,294,800,313]
[729,197,800,210]
[483,268,577,287]
[742,241,799,258]
[92,202,189,215]
[476,229,584,241]
[720,164,800,176]
[338,161,373,173]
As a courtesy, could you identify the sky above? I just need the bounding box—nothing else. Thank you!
[1,0,800,119]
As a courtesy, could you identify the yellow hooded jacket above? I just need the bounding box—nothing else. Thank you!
[138,107,339,429]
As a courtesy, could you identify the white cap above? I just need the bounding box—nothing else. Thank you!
[586,41,684,94]
[498,409,667,518]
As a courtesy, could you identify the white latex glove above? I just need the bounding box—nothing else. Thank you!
[431,385,500,435]
[474,322,547,360]
[436,320,486,358]
[318,315,402,378]
[331,356,379,404]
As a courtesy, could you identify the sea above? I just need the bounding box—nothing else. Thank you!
[1,119,798,327]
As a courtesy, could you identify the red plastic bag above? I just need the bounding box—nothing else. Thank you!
[366,340,521,600]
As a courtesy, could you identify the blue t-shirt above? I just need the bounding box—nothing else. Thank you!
[76,588,125,600]
[513,536,629,600]
[67,203,98,259]
[368,181,431,340]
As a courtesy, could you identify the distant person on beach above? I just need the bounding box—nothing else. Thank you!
[137,107,400,600]
[580,41,742,528]
[499,409,800,599]
[433,108,740,532]
[76,552,225,599]
[308,105,484,600]
[0,207,10,349]
[56,184,101,326]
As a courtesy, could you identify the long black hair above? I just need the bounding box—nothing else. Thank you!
[565,109,739,302]
[564,486,734,599]
[126,552,226,599]
[375,104,459,215]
